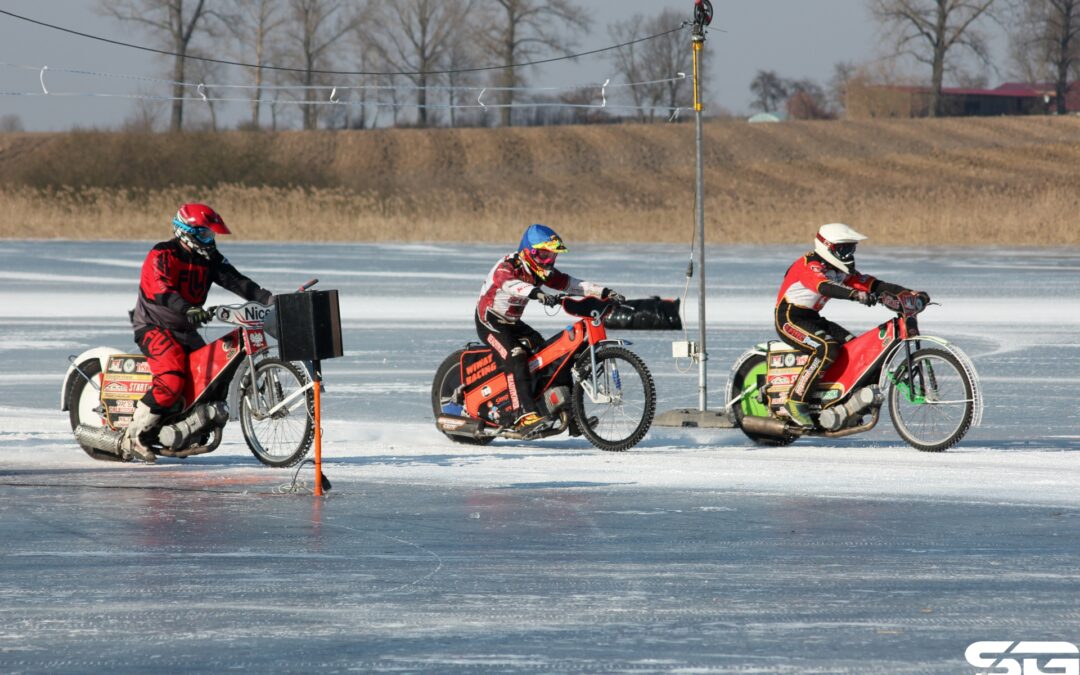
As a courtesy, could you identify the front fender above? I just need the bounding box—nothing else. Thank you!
[61,347,123,410]
[726,344,770,401]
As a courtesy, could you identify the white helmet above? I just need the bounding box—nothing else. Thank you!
[815,223,867,273]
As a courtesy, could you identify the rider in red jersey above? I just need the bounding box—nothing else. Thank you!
[775,223,928,428]
[476,224,624,432]
[125,203,273,462]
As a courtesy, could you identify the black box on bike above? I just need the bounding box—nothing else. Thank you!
[273,290,344,362]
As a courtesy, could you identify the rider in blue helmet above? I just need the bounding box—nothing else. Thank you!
[476,224,626,433]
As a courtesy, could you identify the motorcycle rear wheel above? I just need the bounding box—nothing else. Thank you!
[239,358,315,467]
[728,353,797,447]
[66,358,123,462]
[571,346,656,452]
[431,349,494,445]
[888,347,974,452]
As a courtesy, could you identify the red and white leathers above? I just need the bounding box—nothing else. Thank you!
[132,239,272,412]
[776,253,877,312]
[475,253,604,418]
[477,253,604,327]
[774,253,904,404]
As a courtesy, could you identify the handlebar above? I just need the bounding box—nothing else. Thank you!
[298,278,319,292]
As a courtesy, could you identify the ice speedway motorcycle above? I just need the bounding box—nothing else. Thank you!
[432,296,656,452]
[62,299,315,467]
[727,290,983,451]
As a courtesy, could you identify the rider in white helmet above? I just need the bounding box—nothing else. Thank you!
[774,223,929,428]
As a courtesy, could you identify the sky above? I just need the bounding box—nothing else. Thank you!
[0,1,1006,131]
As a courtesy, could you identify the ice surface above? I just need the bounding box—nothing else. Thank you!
[1,240,1078,673]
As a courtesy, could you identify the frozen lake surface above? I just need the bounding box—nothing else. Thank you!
[1,240,1079,673]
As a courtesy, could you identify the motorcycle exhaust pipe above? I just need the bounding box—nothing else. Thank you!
[437,414,484,439]
[739,415,797,437]
[74,424,125,456]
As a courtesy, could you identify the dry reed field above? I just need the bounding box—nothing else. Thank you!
[2,115,1080,246]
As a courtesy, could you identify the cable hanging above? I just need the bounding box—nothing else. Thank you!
[0,61,691,115]
[0,60,688,95]
[0,8,688,78]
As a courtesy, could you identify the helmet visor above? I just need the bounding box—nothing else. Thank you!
[832,242,856,261]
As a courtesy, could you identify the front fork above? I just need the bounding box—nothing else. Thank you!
[890,338,938,404]
[579,342,622,404]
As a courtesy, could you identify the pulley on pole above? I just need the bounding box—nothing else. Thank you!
[655,0,735,430]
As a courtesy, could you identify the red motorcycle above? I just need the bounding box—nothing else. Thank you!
[727,290,983,452]
[62,300,315,466]
[432,297,656,452]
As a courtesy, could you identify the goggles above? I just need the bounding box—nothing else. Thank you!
[530,248,558,265]
[174,219,217,245]
[832,242,857,259]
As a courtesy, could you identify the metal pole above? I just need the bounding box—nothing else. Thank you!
[312,360,324,496]
[692,26,707,411]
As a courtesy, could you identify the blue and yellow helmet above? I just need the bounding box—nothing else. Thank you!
[518,224,568,280]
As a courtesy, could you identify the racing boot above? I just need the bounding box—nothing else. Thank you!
[514,411,548,434]
[122,401,160,464]
[784,400,814,428]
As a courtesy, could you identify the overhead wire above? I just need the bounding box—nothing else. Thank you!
[0,8,688,77]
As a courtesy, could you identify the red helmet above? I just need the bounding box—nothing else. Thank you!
[172,203,230,256]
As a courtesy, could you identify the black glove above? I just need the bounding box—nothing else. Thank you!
[537,292,564,308]
[853,291,877,307]
[915,291,931,306]
[602,288,627,304]
[186,306,212,326]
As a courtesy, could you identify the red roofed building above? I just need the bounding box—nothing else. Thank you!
[846,81,1080,119]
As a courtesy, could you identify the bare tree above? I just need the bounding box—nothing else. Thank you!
[212,0,287,129]
[870,0,997,117]
[608,9,691,122]
[749,70,789,113]
[829,61,858,114]
[1009,0,1080,113]
[474,0,590,127]
[285,0,364,130]
[362,0,475,127]
[0,114,25,133]
[98,0,209,132]
[444,21,482,127]
[786,79,834,119]
[607,16,650,121]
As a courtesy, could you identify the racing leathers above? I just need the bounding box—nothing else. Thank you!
[775,252,906,404]
[131,239,272,413]
[476,253,605,419]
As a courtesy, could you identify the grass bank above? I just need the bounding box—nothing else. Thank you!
[2,116,1080,245]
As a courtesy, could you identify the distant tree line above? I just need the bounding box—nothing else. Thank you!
[758,0,1080,120]
[84,0,698,132]
[5,0,1076,132]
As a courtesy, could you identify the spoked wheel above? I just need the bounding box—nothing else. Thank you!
[888,347,975,452]
[239,358,315,467]
[571,346,656,452]
[431,349,493,445]
[66,358,124,462]
[728,353,796,447]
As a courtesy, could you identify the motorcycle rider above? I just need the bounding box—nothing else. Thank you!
[775,223,929,428]
[476,224,625,433]
[125,203,274,463]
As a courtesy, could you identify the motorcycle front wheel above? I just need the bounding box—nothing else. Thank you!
[239,358,315,467]
[571,346,656,452]
[888,347,975,452]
